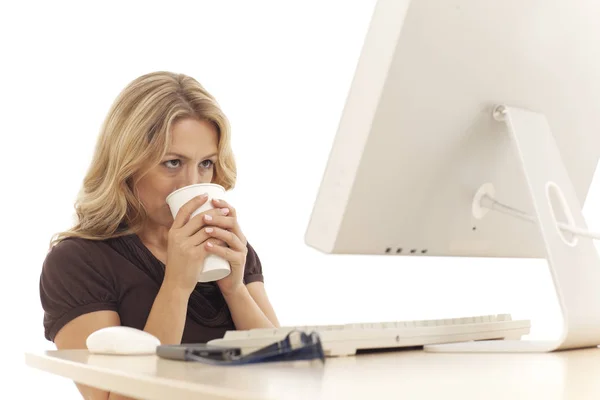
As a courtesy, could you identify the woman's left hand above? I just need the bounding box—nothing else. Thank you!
[202,198,248,296]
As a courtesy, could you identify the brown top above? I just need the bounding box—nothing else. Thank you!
[39,234,264,343]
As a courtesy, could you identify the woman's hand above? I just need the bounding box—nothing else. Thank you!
[203,198,248,296]
[164,194,227,295]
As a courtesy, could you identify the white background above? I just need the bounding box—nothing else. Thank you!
[1,1,599,398]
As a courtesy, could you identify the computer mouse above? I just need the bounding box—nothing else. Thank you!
[86,326,161,355]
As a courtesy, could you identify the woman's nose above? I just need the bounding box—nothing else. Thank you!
[179,168,204,187]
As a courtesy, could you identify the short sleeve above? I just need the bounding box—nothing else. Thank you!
[243,242,264,285]
[39,238,118,342]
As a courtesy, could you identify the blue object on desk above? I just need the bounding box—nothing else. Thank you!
[185,331,325,365]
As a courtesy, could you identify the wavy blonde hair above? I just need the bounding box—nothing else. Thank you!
[51,71,236,247]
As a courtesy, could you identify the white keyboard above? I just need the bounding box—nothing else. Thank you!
[207,314,531,356]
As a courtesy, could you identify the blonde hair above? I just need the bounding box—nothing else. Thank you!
[51,71,236,247]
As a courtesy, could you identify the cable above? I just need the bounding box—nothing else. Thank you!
[557,223,600,241]
[480,194,600,241]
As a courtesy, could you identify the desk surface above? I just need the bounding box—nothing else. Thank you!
[25,347,600,400]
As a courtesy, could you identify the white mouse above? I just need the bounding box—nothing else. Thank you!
[86,326,161,355]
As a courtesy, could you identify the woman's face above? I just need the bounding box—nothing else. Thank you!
[134,117,219,229]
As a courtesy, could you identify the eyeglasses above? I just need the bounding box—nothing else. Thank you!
[186,330,325,366]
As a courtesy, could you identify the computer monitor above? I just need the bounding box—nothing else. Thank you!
[304,0,600,352]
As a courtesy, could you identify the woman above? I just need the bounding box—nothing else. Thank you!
[39,71,279,399]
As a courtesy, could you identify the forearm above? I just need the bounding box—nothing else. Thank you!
[101,284,189,400]
[224,286,275,330]
[102,284,190,400]
[143,281,190,345]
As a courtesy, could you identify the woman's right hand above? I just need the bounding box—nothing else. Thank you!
[163,194,226,295]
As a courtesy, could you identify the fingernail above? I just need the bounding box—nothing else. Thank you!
[204,214,213,221]
[207,241,214,248]
[221,208,229,215]
[213,198,220,204]
[199,193,208,199]
[205,227,213,233]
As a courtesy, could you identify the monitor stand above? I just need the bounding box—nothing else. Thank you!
[425,105,600,353]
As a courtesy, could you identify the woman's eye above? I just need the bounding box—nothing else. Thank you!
[200,160,214,169]
[164,159,181,169]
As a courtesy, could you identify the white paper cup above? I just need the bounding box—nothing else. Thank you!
[166,183,231,283]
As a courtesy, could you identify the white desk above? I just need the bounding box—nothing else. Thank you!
[25,347,600,399]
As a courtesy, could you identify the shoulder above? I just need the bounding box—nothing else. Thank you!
[42,237,112,279]
[45,236,114,261]
[40,237,119,341]
[45,236,100,259]
[41,236,118,289]
[244,241,264,284]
